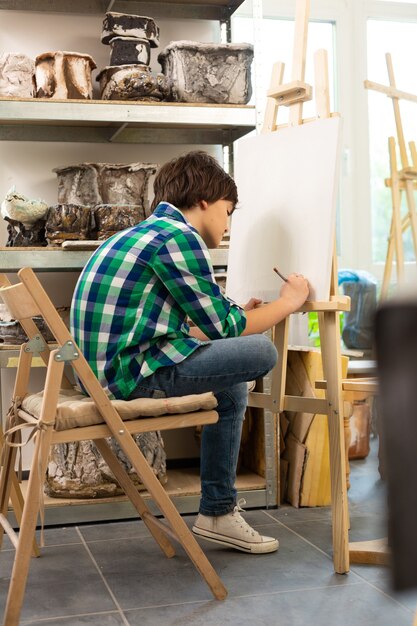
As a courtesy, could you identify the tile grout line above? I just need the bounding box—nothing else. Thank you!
[123,580,365,613]
[262,510,336,562]
[20,609,124,625]
[347,572,416,615]
[263,512,415,615]
[75,526,131,626]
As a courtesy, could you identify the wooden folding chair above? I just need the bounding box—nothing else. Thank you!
[0,267,227,626]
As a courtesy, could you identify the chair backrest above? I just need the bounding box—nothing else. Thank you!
[0,281,42,321]
[0,268,124,427]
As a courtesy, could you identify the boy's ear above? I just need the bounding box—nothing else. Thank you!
[199,200,209,211]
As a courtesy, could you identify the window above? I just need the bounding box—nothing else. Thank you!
[232,15,335,127]
[367,18,417,263]
[232,1,417,282]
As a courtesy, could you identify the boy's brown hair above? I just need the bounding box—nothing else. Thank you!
[151,150,238,211]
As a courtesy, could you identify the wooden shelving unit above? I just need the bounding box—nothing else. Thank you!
[0,0,274,523]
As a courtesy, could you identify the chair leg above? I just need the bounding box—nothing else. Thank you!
[3,427,52,626]
[110,431,227,601]
[94,438,176,558]
[0,437,19,549]
[0,428,40,557]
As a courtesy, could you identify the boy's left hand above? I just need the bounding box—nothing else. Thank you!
[243,297,263,311]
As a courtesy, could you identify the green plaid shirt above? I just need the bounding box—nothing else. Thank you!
[70,202,246,399]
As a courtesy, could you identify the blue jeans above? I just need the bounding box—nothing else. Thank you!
[128,334,277,516]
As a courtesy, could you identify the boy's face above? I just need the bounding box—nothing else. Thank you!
[199,199,234,248]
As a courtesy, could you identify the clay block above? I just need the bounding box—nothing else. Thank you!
[110,36,151,66]
[5,217,47,247]
[158,40,254,104]
[45,204,92,246]
[53,162,157,208]
[97,64,171,101]
[35,51,96,99]
[0,309,68,344]
[46,433,167,499]
[95,162,157,208]
[94,204,147,239]
[53,164,101,206]
[101,12,160,47]
[0,53,35,98]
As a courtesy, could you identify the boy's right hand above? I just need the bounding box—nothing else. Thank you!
[280,273,310,311]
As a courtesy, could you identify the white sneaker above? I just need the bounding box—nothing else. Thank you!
[192,499,279,554]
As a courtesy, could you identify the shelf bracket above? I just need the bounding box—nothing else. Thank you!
[108,122,129,142]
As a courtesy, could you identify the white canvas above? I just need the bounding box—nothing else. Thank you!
[226,117,342,305]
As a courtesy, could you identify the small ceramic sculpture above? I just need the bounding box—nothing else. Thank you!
[45,203,92,246]
[158,41,254,104]
[101,12,160,47]
[1,186,48,224]
[97,64,170,101]
[35,51,96,99]
[109,37,151,66]
[0,53,35,98]
[94,204,147,239]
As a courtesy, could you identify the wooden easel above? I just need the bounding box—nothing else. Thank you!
[345,50,417,572]
[247,0,351,574]
[365,53,417,298]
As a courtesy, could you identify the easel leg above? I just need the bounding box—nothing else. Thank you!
[381,140,404,299]
[270,319,289,413]
[390,137,405,286]
[319,311,349,574]
[381,218,395,300]
[404,179,417,257]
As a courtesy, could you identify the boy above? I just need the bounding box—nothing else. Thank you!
[71,151,309,554]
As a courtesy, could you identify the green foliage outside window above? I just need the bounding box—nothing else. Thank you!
[308,311,345,348]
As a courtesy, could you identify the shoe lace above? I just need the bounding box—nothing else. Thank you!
[232,498,260,538]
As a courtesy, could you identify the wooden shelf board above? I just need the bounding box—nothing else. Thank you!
[8,468,267,524]
[0,0,245,19]
[0,98,255,126]
[0,98,255,143]
[0,246,229,272]
[27,467,265,507]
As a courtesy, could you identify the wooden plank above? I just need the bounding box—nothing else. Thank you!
[14,468,266,507]
[267,81,312,106]
[349,539,389,565]
[364,80,417,105]
[300,414,331,506]
[390,136,405,285]
[281,432,307,508]
[318,311,350,573]
[386,54,409,169]
[289,0,310,126]
[241,402,266,478]
[315,379,378,394]
[262,62,285,134]
[286,350,315,443]
[314,49,331,120]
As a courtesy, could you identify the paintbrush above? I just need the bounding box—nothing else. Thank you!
[273,267,288,282]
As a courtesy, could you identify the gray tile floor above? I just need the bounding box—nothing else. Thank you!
[1,440,416,626]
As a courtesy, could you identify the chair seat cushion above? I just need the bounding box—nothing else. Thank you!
[21,388,217,431]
